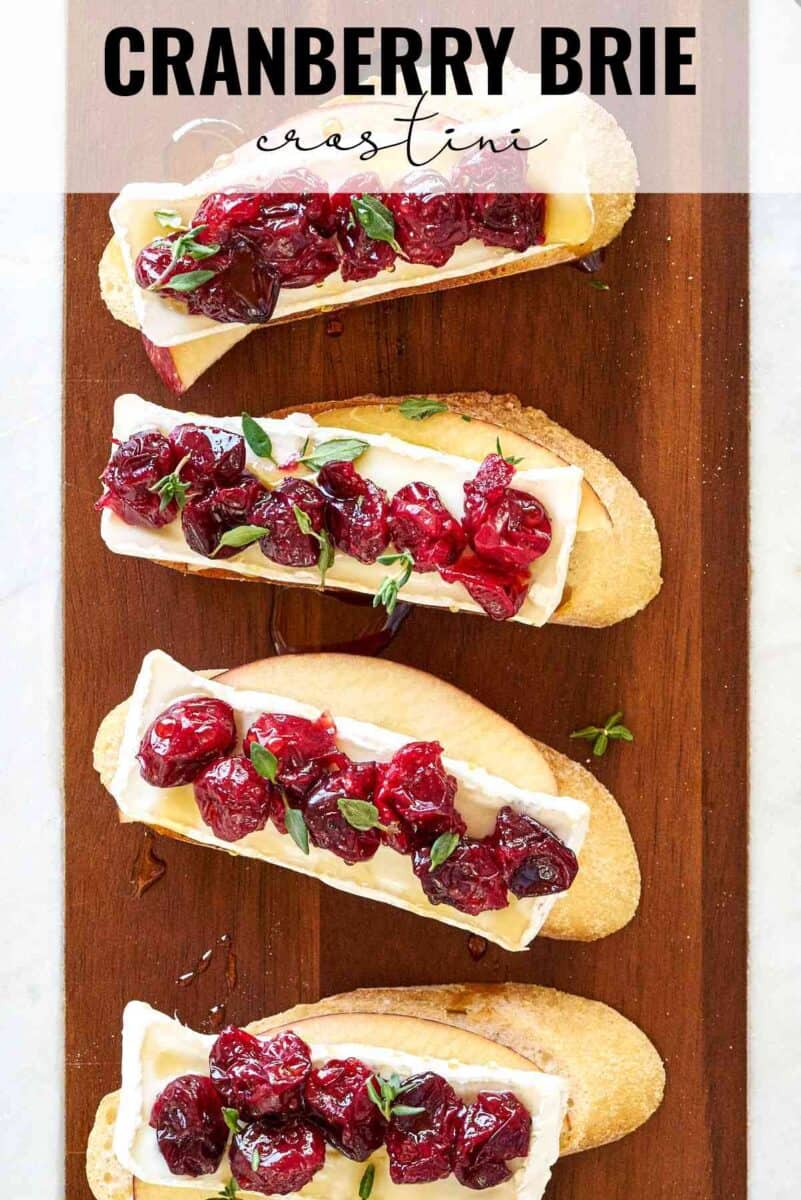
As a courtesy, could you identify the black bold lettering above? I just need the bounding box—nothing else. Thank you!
[152,27,195,96]
[476,27,515,95]
[105,27,145,97]
[430,27,473,95]
[343,27,374,95]
[380,28,423,95]
[541,28,582,95]
[295,28,336,95]
[247,28,285,95]
[200,28,241,95]
[589,28,632,96]
[666,27,696,94]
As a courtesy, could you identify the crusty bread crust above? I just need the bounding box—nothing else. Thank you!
[93,653,640,942]
[85,982,665,1200]
[136,392,661,628]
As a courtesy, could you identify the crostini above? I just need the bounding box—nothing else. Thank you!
[94,651,640,950]
[99,75,637,392]
[86,984,665,1199]
[97,391,661,627]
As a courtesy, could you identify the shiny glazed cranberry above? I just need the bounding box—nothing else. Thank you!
[468,192,546,253]
[210,1027,312,1118]
[243,712,347,803]
[97,431,179,528]
[249,477,327,568]
[194,756,275,842]
[305,1057,387,1160]
[304,762,381,864]
[318,461,389,564]
[137,697,237,788]
[454,1091,532,1190]
[388,482,466,572]
[330,173,397,281]
[413,838,507,914]
[463,455,551,570]
[388,170,469,267]
[375,742,464,838]
[181,476,267,559]
[229,1115,325,1195]
[439,555,530,621]
[169,424,246,487]
[492,806,578,897]
[149,1073,228,1177]
[385,1072,462,1184]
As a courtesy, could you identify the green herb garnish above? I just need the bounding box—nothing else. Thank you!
[299,438,369,472]
[366,1073,425,1121]
[372,550,414,615]
[209,1180,239,1200]
[222,1107,241,1136]
[284,799,309,855]
[148,453,191,512]
[162,268,217,294]
[495,437,523,467]
[351,195,401,253]
[154,208,186,230]
[171,224,220,262]
[570,711,633,757]
[429,831,460,870]
[250,1150,261,1172]
[398,396,449,421]
[211,524,267,556]
[249,742,278,782]
[337,798,387,833]
[241,413,276,463]
[589,279,611,291]
[358,1163,375,1200]
[293,504,335,585]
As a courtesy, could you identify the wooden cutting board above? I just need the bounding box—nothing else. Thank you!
[64,193,747,1198]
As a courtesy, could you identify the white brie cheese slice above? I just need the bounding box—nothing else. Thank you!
[109,652,590,952]
[114,1001,568,1200]
[100,395,583,628]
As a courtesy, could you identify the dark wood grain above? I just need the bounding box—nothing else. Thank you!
[64,193,748,1198]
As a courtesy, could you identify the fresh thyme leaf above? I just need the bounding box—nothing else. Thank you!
[162,268,217,294]
[589,279,611,291]
[284,800,309,855]
[570,712,633,757]
[172,224,220,262]
[398,396,448,421]
[299,438,369,471]
[154,208,185,230]
[351,194,401,253]
[211,524,266,555]
[251,1150,260,1172]
[367,1072,420,1121]
[241,413,275,462]
[358,1163,375,1200]
[249,742,278,782]
[495,437,523,467]
[212,1179,239,1200]
[337,798,385,832]
[222,1107,241,1136]
[293,505,314,536]
[373,551,414,615]
[390,1104,427,1117]
[429,831,460,870]
[292,505,335,585]
[148,453,191,511]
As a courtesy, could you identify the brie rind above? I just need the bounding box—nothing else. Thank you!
[114,1001,568,1199]
[100,394,583,628]
[109,652,590,951]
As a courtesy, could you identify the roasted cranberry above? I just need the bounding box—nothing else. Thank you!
[134,235,191,291]
[243,712,347,803]
[463,454,551,570]
[492,806,578,897]
[187,235,282,324]
[149,1074,228,1177]
[388,482,467,571]
[385,1072,462,1184]
[413,838,508,915]
[375,742,464,839]
[454,1091,532,1190]
[97,431,179,528]
[452,146,546,253]
[318,461,389,564]
[182,476,267,559]
[304,762,381,864]
[210,1027,311,1118]
[194,756,275,842]
[439,555,530,621]
[229,1115,325,1196]
[330,173,397,281]
[137,697,237,788]
[169,424,246,487]
[388,170,469,267]
[305,1057,386,1160]
[249,477,327,568]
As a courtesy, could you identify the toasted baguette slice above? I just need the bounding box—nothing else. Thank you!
[86,982,665,1200]
[94,653,641,944]
[102,392,661,628]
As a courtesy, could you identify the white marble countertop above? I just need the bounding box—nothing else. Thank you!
[1,1,800,1196]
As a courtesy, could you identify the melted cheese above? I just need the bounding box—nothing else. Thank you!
[100,395,583,628]
[109,652,590,952]
[114,1002,568,1200]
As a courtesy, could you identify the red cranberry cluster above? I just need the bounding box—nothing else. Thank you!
[133,159,545,325]
[136,694,578,914]
[98,413,553,620]
[150,1024,533,1192]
